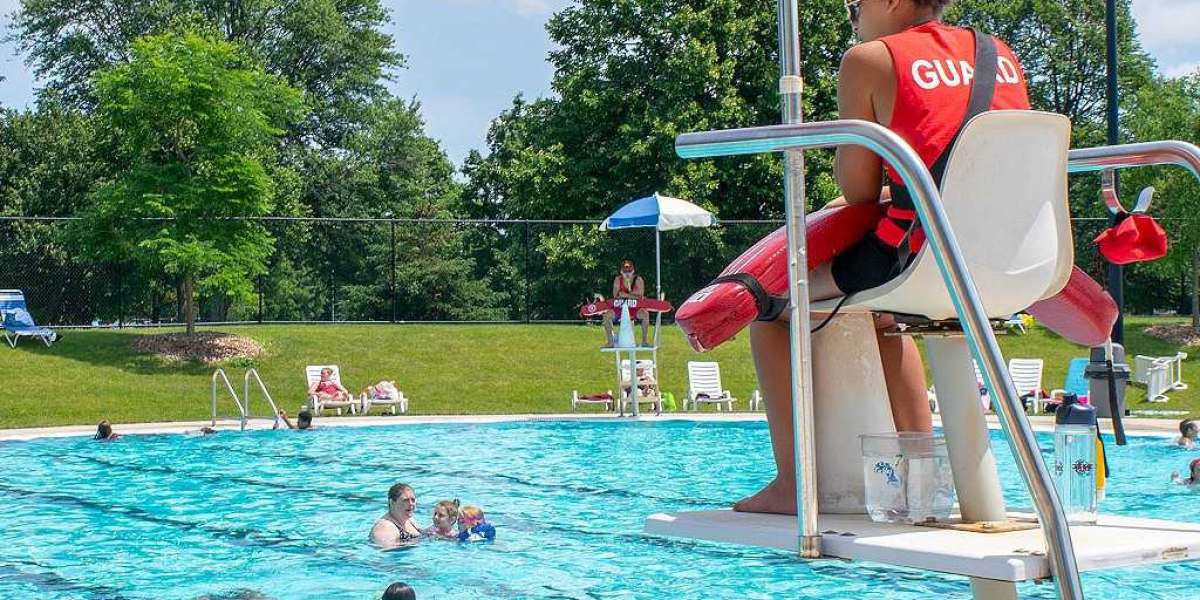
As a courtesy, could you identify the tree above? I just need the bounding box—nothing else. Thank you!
[74,28,305,334]
[9,0,398,148]
[1122,73,1200,328]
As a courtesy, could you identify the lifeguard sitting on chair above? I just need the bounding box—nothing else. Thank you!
[601,260,650,348]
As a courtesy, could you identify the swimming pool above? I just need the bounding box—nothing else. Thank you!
[0,420,1195,599]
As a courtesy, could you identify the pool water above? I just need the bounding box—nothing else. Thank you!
[0,420,1196,599]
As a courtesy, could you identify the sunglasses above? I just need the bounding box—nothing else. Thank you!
[845,0,864,24]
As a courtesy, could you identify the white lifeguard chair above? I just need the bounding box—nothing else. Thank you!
[647,107,1200,600]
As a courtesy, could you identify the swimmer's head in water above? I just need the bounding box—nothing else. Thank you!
[432,499,460,530]
[95,420,113,440]
[388,482,416,515]
[382,582,416,600]
[297,410,313,430]
[459,505,486,529]
[1182,419,1198,438]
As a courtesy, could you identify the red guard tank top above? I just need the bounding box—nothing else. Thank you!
[874,21,1031,251]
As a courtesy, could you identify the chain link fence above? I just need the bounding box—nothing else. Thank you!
[0,216,1192,327]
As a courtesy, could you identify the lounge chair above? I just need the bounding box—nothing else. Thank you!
[620,359,662,415]
[0,290,58,348]
[1133,355,1173,403]
[686,361,736,411]
[1049,357,1089,407]
[359,381,408,415]
[571,390,614,412]
[971,358,1045,413]
[305,365,357,415]
[749,389,764,411]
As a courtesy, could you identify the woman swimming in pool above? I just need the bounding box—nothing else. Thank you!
[370,482,423,548]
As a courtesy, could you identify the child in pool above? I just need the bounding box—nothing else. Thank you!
[1171,458,1200,486]
[425,499,460,540]
[1176,419,1198,448]
[456,505,496,542]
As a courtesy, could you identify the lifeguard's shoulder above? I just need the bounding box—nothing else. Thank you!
[839,41,894,82]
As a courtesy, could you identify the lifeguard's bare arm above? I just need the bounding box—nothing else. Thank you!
[835,41,893,205]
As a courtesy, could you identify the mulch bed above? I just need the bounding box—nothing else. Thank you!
[1143,324,1200,349]
[130,332,264,365]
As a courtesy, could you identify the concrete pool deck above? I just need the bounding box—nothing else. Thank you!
[0,412,1181,441]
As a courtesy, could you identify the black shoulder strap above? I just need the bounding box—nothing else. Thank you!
[928,28,999,183]
[890,28,1000,268]
[710,273,789,322]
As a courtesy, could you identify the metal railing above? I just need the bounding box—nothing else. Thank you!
[676,117,1085,599]
[211,368,248,429]
[244,369,282,426]
[210,368,283,430]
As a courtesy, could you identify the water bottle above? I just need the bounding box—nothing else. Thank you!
[1053,393,1098,524]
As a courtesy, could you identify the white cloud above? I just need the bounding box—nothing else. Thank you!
[446,0,569,18]
[1132,0,1200,48]
[1163,61,1200,78]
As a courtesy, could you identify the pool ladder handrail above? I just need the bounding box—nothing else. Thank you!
[243,368,282,428]
[676,122,1200,600]
[210,368,283,431]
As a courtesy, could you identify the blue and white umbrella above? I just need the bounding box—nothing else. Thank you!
[600,193,717,297]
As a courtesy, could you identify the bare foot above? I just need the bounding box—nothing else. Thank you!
[733,477,797,515]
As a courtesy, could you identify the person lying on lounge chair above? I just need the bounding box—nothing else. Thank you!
[308,367,350,405]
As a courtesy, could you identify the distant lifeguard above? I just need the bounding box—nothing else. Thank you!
[602,260,649,348]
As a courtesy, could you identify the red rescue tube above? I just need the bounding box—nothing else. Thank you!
[676,202,884,352]
[579,298,673,318]
[1027,266,1118,347]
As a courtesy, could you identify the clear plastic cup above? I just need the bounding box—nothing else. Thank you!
[860,432,956,524]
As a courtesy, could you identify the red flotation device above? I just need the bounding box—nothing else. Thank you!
[1027,267,1118,347]
[580,297,673,318]
[676,202,884,352]
[679,205,1120,352]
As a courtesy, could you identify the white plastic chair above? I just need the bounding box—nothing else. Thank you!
[810,111,1073,320]
[749,389,764,411]
[1007,358,1046,413]
[686,361,736,411]
[360,383,408,415]
[620,359,662,414]
[1134,355,1173,403]
[306,365,357,415]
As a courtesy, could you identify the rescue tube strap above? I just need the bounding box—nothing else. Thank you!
[885,28,999,266]
[710,273,789,322]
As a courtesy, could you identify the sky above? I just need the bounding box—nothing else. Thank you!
[0,0,1196,169]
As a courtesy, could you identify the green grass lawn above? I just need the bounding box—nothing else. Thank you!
[2,317,1197,429]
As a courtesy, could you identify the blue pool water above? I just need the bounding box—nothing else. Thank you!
[0,420,1197,599]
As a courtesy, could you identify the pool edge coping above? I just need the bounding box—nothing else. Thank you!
[0,412,1179,441]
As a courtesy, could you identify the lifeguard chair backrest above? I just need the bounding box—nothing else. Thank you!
[830,110,1073,320]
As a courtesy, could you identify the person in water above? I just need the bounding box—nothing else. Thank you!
[94,420,120,441]
[275,409,314,430]
[308,367,350,405]
[371,482,423,547]
[382,582,416,600]
[1177,419,1198,448]
[736,0,1032,515]
[601,259,650,348]
[456,505,496,542]
[425,499,461,540]
[1172,458,1200,486]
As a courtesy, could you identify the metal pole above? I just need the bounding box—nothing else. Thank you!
[257,276,264,324]
[1105,0,1124,344]
[390,220,397,323]
[525,221,532,323]
[776,0,820,559]
[655,228,662,299]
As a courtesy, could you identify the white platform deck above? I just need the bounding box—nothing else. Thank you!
[645,510,1200,582]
